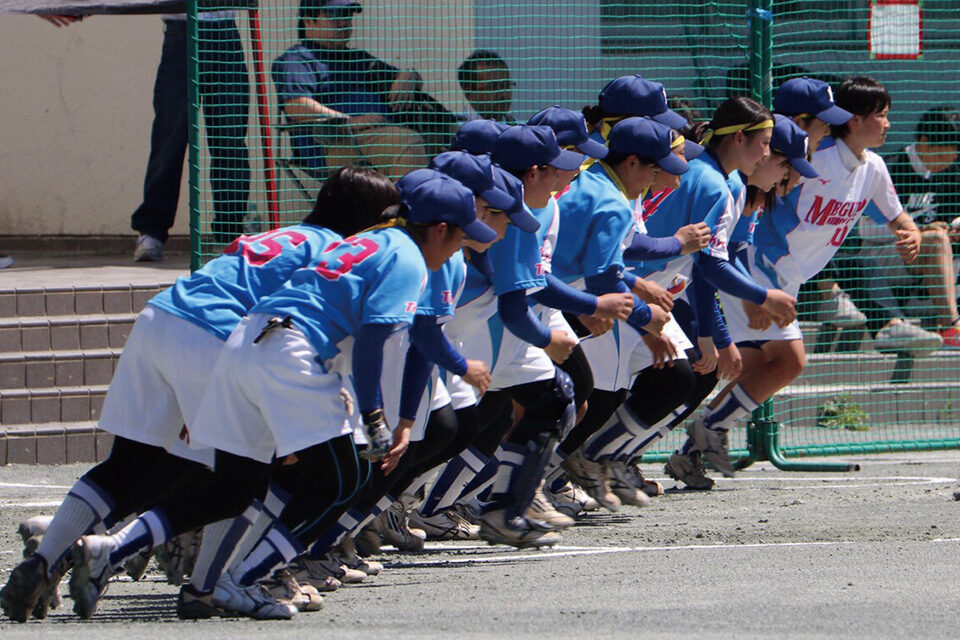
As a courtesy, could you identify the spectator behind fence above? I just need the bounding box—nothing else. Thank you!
[841,107,960,347]
[457,50,516,123]
[272,0,458,180]
[132,12,251,260]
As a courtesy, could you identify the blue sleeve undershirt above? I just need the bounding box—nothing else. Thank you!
[530,273,598,316]
[398,345,430,421]
[352,323,395,414]
[689,272,731,349]
[584,266,652,334]
[696,253,767,306]
[410,316,468,376]
[622,234,683,263]
[498,290,552,348]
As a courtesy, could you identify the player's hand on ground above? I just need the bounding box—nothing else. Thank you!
[743,300,773,330]
[675,222,712,254]
[761,289,797,327]
[381,419,413,475]
[642,304,670,337]
[578,314,614,337]
[462,359,491,395]
[642,333,678,369]
[39,14,82,26]
[593,292,634,320]
[633,278,674,311]
[717,343,743,380]
[894,227,922,264]
[544,330,577,364]
[693,336,719,374]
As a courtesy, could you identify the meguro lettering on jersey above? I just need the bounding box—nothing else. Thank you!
[754,138,902,286]
[148,224,341,340]
[252,226,428,361]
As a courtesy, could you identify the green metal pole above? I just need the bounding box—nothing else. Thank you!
[187,1,201,273]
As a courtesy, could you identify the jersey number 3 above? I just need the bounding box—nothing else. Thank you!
[315,237,379,280]
[226,229,309,266]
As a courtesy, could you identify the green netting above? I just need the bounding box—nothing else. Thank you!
[187,1,960,464]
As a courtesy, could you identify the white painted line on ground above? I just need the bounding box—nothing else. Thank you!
[0,482,72,490]
[0,501,63,509]
[651,475,957,489]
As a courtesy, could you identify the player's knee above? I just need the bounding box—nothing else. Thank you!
[922,228,950,252]
[424,404,459,454]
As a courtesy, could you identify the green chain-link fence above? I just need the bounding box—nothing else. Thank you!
[188,0,960,468]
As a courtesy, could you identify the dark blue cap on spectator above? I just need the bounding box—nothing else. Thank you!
[774,77,852,126]
[493,125,584,172]
[528,106,608,160]
[396,169,497,243]
[429,152,516,211]
[452,119,509,155]
[598,75,688,131]
[770,114,818,178]
[491,167,540,233]
[300,0,362,12]
[609,117,689,175]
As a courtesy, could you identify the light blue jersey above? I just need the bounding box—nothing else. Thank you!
[553,163,634,289]
[640,152,745,294]
[149,224,341,341]
[418,250,467,322]
[530,197,561,276]
[252,226,428,361]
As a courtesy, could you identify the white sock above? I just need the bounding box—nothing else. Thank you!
[703,384,759,432]
[35,479,111,576]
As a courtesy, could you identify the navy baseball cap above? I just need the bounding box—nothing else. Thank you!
[774,77,852,126]
[452,119,509,155]
[429,151,515,211]
[528,106,608,160]
[491,167,540,233]
[770,114,818,179]
[608,117,689,176]
[493,125,584,173]
[598,75,688,131]
[396,169,497,243]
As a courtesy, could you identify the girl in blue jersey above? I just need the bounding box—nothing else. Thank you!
[0,167,401,624]
[64,171,497,621]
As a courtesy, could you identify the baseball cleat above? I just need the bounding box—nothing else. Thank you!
[69,535,119,619]
[544,479,598,518]
[690,417,735,478]
[562,451,621,512]
[526,482,576,529]
[263,568,323,612]
[664,451,715,490]
[607,461,652,507]
[212,571,297,620]
[336,538,383,575]
[409,508,482,540]
[371,502,426,552]
[176,583,233,620]
[0,555,52,623]
[287,556,343,592]
[479,510,562,549]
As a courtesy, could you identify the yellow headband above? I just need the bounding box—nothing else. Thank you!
[702,119,774,145]
[670,135,686,149]
[598,116,624,141]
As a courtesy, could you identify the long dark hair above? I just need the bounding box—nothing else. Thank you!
[706,97,773,148]
[303,165,400,236]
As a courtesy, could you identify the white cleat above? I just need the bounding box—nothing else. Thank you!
[69,535,119,619]
[212,571,297,620]
[607,461,652,507]
[409,509,481,540]
[479,510,562,549]
[562,451,621,512]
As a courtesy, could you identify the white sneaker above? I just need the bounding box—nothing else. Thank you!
[689,417,735,478]
[607,462,651,507]
[133,234,164,262]
[562,451,621,512]
[526,482,576,529]
[212,571,296,620]
[372,502,426,552]
[664,451,715,490]
[479,510,562,549]
[0,254,13,269]
[68,535,119,619]
[544,479,599,518]
[263,569,323,612]
[875,322,943,355]
[819,288,866,327]
[336,538,383,576]
[409,509,481,540]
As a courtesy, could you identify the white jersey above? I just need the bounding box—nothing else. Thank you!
[754,137,902,288]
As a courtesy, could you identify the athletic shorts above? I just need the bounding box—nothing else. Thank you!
[718,245,803,344]
[189,313,354,464]
[98,305,218,466]
[449,316,555,393]
[580,314,691,392]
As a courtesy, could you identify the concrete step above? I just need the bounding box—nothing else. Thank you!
[0,385,108,425]
[0,313,136,354]
[798,350,960,387]
[0,348,122,390]
[0,284,168,319]
[0,422,113,465]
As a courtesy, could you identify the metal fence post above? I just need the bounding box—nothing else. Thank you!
[187,2,201,273]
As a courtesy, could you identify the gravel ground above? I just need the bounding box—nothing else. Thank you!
[1,452,960,639]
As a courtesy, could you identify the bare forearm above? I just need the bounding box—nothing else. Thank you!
[283,97,347,122]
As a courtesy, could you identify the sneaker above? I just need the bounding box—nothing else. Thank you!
[479,510,562,549]
[0,254,13,269]
[354,526,382,558]
[155,529,202,586]
[0,555,51,623]
[607,462,652,507]
[451,500,481,525]
[336,537,383,576]
[664,451,715,490]
[875,322,943,355]
[819,288,866,327]
[938,326,960,349]
[690,417,735,478]
[31,555,67,620]
[526,482,576,529]
[544,479,598,518]
[630,462,664,497]
[287,556,343,592]
[123,548,152,582]
[212,571,296,620]
[177,583,231,620]
[372,502,426,552]
[17,516,53,545]
[263,569,323,612]
[409,508,482,540]
[69,535,119,619]
[562,451,621,512]
[133,234,164,262]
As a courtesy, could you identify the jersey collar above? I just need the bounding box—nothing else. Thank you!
[905,144,932,179]
[595,160,631,201]
[835,137,866,172]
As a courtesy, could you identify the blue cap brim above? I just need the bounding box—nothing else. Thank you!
[656,152,689,175]
[575,136,609,160]
[548,148,585,171]
[790,156,819,179]
[479,185,515,211]
[682,139,705,160]
[462,217,498,244]
[652,109,689,131]
[816,104,854,126]
[508,208,541,234]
